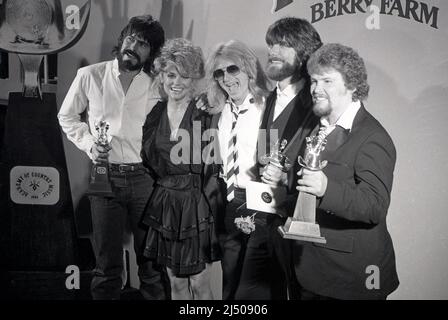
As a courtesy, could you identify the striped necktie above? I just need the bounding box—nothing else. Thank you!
[226,102,248,202]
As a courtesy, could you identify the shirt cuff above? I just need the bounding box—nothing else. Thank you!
[84,138,96,161]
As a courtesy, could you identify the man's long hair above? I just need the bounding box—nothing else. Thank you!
[205,40,271,113]
[266,17,322,79]
[112,15,165,75]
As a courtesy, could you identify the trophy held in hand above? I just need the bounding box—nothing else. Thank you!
[259,139,292,173]
[86,121,114,197]
[246,139,290,214]
[278,131,328,243]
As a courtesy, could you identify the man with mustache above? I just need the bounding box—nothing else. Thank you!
[233,17,323,299]
[293,43,398,299]
[58,15,170,300]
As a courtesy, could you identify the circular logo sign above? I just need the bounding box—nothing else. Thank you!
[261,192,272,203]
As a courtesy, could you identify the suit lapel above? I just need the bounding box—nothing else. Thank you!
[260,88,314,156]
[348,103,368,135]
[259,90,276,153]
[321,126,349,157]
[321,104,368,158]
[273,94,303,142]
[282,89,316,160]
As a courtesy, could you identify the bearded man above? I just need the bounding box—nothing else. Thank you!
[231,17,323,300]
[292,43,398,300]
[58,15,170,300]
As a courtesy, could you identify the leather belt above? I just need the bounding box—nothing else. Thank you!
[109,163,145,173]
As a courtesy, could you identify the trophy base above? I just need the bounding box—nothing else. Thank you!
[3,92,77,268]
[278,218,326,244]
[85,164,115,198]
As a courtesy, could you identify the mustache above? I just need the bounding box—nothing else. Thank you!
[268,56,285,63]
[123,49,140,60]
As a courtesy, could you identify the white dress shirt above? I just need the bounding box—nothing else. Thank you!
[218,94,265,189]
[58,59,161,164]
[320,100,362,134]
[273,79,305,121]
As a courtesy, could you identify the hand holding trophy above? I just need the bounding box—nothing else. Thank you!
[278,130,328,243]
[259,139,292,174]
[245,139,290,215]
[86,121,114,197]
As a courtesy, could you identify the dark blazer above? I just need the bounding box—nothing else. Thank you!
[259,86,319,196]
[292,105,399,299]
[198,110,226,224]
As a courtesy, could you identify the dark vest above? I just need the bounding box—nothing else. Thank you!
[259,86,319,192]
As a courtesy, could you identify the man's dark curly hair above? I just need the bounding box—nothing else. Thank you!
[265,17,322,78]
[307,43,369,102]
[112,15,165,74]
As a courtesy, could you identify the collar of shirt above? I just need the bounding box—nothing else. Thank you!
[112,58,145,78]
[227,93,257,114]
[273,79,305,121]
[320,100,361,133]
[112,59,161,101]
[218,93,264,188]
[276,78,305,100]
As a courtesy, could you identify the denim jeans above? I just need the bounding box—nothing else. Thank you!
[89,169,169,300]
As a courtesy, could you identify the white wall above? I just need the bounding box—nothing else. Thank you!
[2,0,447,299]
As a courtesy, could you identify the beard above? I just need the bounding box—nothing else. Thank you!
[117,49,144,71]
[313,100,332,118]
[265,58,299,81]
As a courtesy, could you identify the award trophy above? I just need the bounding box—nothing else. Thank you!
[0,0,91,97]
[0,0,91,298]
[86,121,114,197]
[278,131,328,243]
[259,139,292,173]
[246,139,290,214]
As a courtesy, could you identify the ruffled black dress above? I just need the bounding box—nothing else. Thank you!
[141,101,220,277]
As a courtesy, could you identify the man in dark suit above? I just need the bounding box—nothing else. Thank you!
[260,17,322,192]
[293,43,399,300]
[235,18,322,300]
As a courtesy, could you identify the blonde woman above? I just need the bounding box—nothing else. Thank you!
[141,39,220,300]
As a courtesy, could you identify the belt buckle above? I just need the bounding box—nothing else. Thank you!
[118,164,131,173]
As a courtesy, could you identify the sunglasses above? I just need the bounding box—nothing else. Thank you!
[213,65,240,80]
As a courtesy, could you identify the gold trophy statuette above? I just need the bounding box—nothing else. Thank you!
[278,130,328,243]
[86,121,114,197]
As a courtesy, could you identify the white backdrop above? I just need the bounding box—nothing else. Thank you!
[1,0,447,299]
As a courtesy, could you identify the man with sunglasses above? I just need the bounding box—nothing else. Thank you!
[58,15,170,300]
[242,17,323,300]
[204,40,271,300]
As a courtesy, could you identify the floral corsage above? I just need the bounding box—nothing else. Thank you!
[234,213,257,235]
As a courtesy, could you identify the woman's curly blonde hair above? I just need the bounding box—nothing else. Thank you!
[153,38,205,99]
